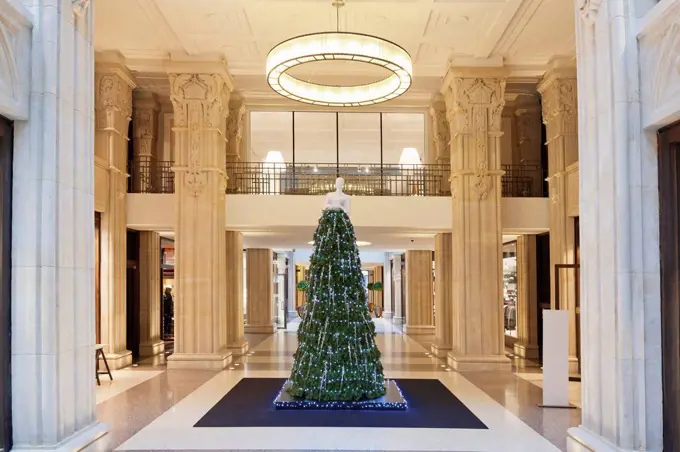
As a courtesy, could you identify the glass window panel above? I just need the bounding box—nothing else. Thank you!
[338,113,381,164]
[249,112,293,163]
[381,113,425,165]
[294,112,337,164]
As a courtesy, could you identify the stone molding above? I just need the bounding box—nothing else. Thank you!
[226,99,246,159]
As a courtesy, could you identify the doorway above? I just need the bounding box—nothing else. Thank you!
[658,120,680,452]
[0,117,13,451]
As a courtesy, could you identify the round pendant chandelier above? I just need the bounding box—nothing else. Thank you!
[265,1,413,107]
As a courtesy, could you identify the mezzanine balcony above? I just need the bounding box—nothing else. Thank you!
[128,158,547,198]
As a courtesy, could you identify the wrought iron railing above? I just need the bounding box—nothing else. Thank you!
[225,162,451,196]
[127,160,547,198]
[128,157,174,194]
[501,164,546,197]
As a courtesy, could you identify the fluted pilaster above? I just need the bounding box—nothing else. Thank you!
[11,1,107,448]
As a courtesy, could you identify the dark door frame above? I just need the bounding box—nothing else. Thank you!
[0,116,13,451]
[658,120,680,452]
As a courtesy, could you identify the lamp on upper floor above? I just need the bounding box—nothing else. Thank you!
[398,147,422,167]
[263,150,285,172]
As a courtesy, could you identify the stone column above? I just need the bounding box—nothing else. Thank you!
[245,249,276,333]
[11,1,107,448]
[431,233,453,357]
[132,91,160,193]
[567,0,663,450]
[225,231,248,354]
[442,68,511,371]
[139,232,164,357]
[513,235,539,360]
[538,64,579,372]
[403,250,434,335]
[166,69,233,370]
[392,254,404,325]
[382,253,393,319]
[95,56,135,370]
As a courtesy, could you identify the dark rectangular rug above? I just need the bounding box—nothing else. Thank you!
[194,378,487,429]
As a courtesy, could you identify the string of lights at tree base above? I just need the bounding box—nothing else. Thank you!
[274,379,408,411]
[283,209,387,403]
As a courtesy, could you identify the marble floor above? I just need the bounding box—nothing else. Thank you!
[93,324,580,452]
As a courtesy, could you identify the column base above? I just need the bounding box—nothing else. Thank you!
[403,325,435,335]
[567,427,639,452]
[392,316,405,326]
[13,421,108,452]
[447,352,512,371]
[166,351,232,370]
[513,342,539,360]
[139,341,165,358]
[244,324,276,334]
[430,342,452,358]
[227,340,249,356]
[102,350,132,370]
[382,311,394,320]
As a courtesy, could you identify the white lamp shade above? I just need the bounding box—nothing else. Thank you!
[399,147,422,166]
[264,150,285,164]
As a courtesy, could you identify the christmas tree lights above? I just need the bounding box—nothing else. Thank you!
[286,209,386,402]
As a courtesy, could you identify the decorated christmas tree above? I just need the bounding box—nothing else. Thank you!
[287,208,386,402]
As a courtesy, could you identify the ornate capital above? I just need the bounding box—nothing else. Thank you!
[133,93,160,158]
[538,77,578,139]
[95,72,134,133]
[73,0,90,17]
[443,77,506,137]
[169,74,231,130]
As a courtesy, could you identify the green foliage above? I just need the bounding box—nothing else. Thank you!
[367,282,375,290]
[296,280,309,292]
[372,281,384,291]
[288,209,386,401]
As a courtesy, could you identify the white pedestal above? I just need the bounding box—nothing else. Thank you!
[541,310,571,408]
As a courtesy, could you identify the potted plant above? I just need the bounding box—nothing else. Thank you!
[296,280,309,292]
[372,281,384,291]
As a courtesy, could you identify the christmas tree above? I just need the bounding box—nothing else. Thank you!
[287,208,386,401]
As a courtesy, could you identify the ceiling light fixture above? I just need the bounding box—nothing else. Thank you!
[265,0,412,107]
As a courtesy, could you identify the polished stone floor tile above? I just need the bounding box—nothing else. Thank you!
[92,320,580,452]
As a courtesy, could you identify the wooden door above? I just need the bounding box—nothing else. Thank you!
[0,117,13,451]
[658,121,680,452]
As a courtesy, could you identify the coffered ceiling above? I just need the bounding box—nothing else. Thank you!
[94,0,575,105]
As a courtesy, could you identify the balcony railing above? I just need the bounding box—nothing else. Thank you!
[128,160,546,198]
[225,162,451,196]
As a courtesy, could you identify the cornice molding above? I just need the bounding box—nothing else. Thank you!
[95,52,137,88]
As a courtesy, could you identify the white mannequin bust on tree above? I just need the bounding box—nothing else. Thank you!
[323,177,351,214]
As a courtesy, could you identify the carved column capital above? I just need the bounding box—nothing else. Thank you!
[538,73,578,141]
[442,74,507,201]
[72,0,90,17]
[95,65,136,135]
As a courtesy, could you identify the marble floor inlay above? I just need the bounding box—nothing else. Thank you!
[90,323,580,452]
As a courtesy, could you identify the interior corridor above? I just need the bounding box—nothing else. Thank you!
[95,323,579,452]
